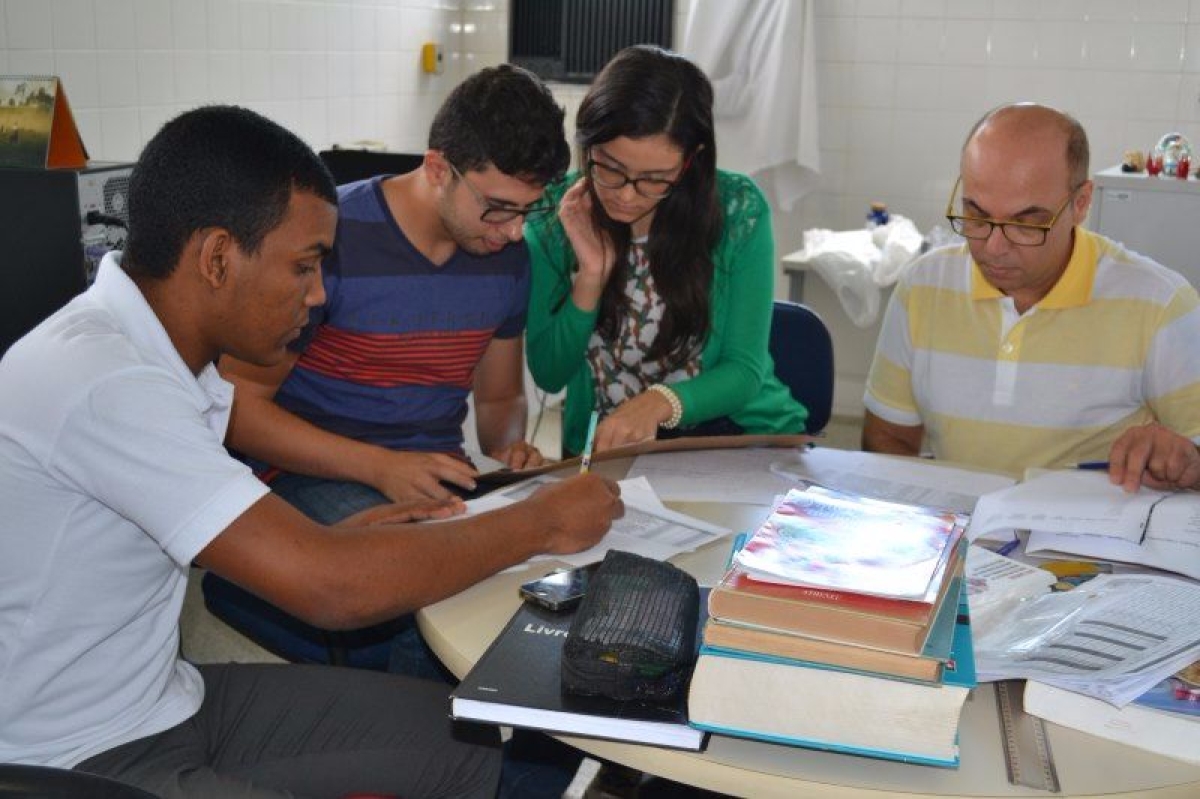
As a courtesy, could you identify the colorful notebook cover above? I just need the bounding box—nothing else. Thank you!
[734,486,963,600]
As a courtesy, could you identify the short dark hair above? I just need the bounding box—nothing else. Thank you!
[428,64,569,185]
[124,105,336,279]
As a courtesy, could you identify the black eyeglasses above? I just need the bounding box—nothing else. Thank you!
[586,151,695,199]
[448,162,554,224]
[945,176,1081,247]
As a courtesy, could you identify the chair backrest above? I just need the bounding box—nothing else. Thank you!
[318,149,424,184]
[768,300,834,435]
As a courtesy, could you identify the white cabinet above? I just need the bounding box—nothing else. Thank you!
[1090,166,1200,290]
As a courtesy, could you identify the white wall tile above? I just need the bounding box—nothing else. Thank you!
[352,4,377,52]
[99,105,141,160]
[73,106,99,152]
[297,4,325,52]
[172,0,208,50]
[96,50,138,106]
[270,52,301,99]
[5,49,50,78]
[988,20,1038,66]
[137,51,174,105]
[1037,21,1087,68]
[207,0,240,49]
[208,50,240,102]
[239,49,271,100]
[1085,0,1134,24]
[1136,0,1189,24]
[269,2,299,51]
[901,0,945,18]
[238,0,269,51]
[1085,21,1134,69]
[55,49,99,107]
[52,0,96,49]
[327,3,354,51]
[7,0,54,49]
[1132,24,1186,71]
[134,0,172,49]
[1038,0,1087,22]
[853,17,900,63]
[896,17,944,64]
[1186,24,1200,70]
[327,51,353,97]
[942,19,990,65]
[174,51,209,104]
[992,0,1041,22]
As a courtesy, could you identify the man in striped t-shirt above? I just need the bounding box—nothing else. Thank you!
[220,65,570,520]
[864,103,1200,491]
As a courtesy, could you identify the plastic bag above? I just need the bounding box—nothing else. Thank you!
[796,215,924,327]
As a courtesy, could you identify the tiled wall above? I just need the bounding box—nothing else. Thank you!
[0,0,468,162]
[6,0,1200,416]
[798,0,1200,415]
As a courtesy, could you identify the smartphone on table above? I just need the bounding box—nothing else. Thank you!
[518,563,599,612]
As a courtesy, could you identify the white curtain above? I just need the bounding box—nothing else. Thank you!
[682,0,821,212]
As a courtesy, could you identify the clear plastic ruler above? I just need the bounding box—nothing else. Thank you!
[995,680,1061,793]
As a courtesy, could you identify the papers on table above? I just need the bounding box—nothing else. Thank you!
[627,445,1015,512]
[964,546,1056,636]
[973,573,1200,706]
[968,470,1200,581]
[465,475,728,568]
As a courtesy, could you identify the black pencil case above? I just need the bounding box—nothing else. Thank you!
[560,549,700,702]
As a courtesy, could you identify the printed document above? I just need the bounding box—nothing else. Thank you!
[770,447,1015,513]
[465,475,728,567]
[973,574,1200,705]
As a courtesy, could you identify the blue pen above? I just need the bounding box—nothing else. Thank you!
[995,537,1021,556]
[579,410,599,474]
[1074,461,1110,470]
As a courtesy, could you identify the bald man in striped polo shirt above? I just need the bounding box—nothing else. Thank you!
[864,103,1200,492]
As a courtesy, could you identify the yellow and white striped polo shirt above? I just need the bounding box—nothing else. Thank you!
[864,228,1200,475]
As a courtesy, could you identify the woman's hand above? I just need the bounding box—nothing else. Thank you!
[593,389,675,452]
[559,177,616,310]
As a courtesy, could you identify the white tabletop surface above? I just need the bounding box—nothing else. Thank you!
[417,460,1200,798]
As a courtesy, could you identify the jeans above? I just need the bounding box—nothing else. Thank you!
[269,473,453,683]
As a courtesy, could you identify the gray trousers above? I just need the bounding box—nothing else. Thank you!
[75,663,500,799]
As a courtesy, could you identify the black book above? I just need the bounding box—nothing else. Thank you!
[450,600,707,750]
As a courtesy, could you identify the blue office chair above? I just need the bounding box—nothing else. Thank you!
[768,300,835,435]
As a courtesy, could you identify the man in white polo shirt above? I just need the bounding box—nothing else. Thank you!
[863,103,1200,492]
[0,105,622,798]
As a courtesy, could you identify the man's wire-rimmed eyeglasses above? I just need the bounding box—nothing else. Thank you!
[945,176,1081,247]
[448,162,553,224]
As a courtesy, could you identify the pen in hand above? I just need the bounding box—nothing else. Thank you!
[1074,461,1110,471]
[580,410,599,474]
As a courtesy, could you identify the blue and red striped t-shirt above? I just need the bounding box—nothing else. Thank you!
[274,176,530,454]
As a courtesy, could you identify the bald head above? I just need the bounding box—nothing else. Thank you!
[963,103,1089,192]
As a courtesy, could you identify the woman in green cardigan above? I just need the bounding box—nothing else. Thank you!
[525,45,808,456]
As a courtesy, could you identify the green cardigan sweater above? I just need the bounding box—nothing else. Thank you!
[525,170,808,455]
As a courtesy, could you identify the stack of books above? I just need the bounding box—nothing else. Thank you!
[687,485,976,767]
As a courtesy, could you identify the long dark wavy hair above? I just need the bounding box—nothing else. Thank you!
[576,45,721,367]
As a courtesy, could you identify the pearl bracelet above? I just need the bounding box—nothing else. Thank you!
[647,384,683,429]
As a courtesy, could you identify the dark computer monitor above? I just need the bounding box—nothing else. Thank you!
[318,150,423,185]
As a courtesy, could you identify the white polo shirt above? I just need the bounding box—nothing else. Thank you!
[0,254,270,767]
[865,229,1200,475]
